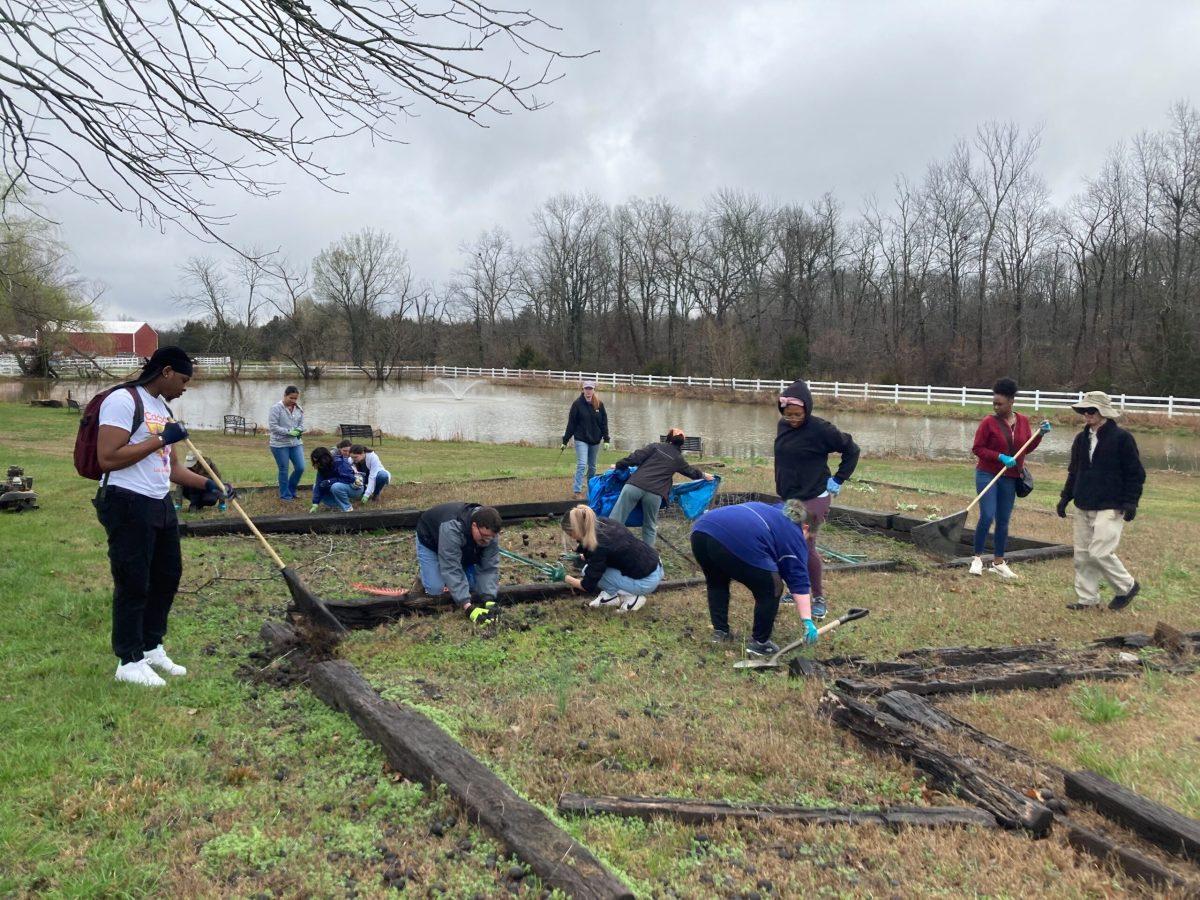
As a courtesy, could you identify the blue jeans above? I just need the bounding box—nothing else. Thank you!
[595,563,664,597]
[271,445,305,499]
[416,538,475,597]
[319,482,363,512]
[610,483,663,547]
[573,441,600,493]
[974,469,1018,557]
[371,470,390,499]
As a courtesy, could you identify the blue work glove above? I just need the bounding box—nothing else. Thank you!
[803,618,820,644]
[826,477,842,496]
[998,453,1017,468]
[160,422,188,446]
[204,479,236,500]
[1039,420,1051,434]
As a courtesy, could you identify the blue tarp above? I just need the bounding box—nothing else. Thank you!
[587,466,721,527]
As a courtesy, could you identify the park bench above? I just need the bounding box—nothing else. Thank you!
[222,414,259,436]
[660,434,703,454]
[339,423,383,445]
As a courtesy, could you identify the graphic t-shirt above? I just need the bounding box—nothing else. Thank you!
[98,387,175,499]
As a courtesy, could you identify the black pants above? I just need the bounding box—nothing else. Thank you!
[691,531,782,643]
[94,486,182,664]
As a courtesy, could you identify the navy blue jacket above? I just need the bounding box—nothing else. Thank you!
[691,502,811,595]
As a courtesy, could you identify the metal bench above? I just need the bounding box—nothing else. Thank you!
[339,423,383,445]
[222,414,259,436]
[660,434,703,454]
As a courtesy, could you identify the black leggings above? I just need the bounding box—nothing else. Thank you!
[691,531,781,643]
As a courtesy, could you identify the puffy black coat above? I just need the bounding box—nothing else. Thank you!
[1060,420,1145,511]
[774,379,860,501]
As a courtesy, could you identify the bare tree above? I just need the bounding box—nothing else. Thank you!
[1,1,579,234]
[452,227,519,363]
[265,261,327,380]
[178,253,269,378]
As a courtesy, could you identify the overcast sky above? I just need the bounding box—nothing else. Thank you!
[42,0,1200,326]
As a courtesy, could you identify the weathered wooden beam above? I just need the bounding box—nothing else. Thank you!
[939,544,1074,568]
[1065,770,1200,864]
[1065,820,1195,892]
[309,660,633,900]
[557,793,996,830]
[821,690,1053,835]
[896,642,1061,666]
[836,666,1132,698]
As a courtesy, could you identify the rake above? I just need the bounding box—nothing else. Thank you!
[499,547,567,581]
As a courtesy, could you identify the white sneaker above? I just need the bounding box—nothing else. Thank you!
[144,645,187,677]
[115,659,166,687]
[968,557,983,576]
[589,591,621,609]
[616,592,646,613]
[989,561,1018,579]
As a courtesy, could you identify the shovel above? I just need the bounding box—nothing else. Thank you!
[178,434,347,635]
[733,607,870,670]
[910,429,1042,559]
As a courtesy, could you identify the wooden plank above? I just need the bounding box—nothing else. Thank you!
[557,793,996,829]
[1066,820,1195,891]
[897,642,1061,666]
[309,660,633,900]
[940,544,1073,568]
[1065,770,1200,863]
[838,666,1132,698]
[821,690,1053,835]
[826,505,895,530]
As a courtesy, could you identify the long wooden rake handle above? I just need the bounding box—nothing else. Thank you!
[180,435,287,571]
[965,428,1042,515]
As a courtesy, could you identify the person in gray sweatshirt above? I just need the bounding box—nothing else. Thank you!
[267,386,306,500]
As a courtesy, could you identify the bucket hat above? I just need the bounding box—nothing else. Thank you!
[1071,390,1121,419]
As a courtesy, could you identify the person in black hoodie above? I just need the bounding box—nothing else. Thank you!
[561,505,663,613]
[774,379,860,620]
[1057,391,1145,611]
[609,428,714,547]
[562,381,610,499]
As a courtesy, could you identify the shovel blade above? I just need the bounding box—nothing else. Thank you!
[732,658,781,670]
[282,566,348,635]
[910,511,967,559]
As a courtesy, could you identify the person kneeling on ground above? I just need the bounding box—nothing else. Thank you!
[415,502,503,623]
[309,446,363,512]
[1059,391,1145,612]
[561,504,663,614]
[610,428,714,547]
[690,499,815,657]
[176,453,227,512]
[350,444,391,502]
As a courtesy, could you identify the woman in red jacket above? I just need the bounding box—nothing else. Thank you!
[970,377,1050,578]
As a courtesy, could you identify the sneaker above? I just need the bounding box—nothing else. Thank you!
[115,659,166,687]
[616,593,646,613]
[746,639,781,657]
[1066,601,1101,611]
[968,556,984,576]
[1108,581,1141,611]
[811,596,827,620]
[711,629,736,644]
[143,645,187,677]
[989,561,1018,579]
[589,591,622,609]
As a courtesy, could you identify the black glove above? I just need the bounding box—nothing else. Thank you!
[160,422,188,446]
[1123,504,1137,522]
[204,479,236,500]
[1056,497,1070,518]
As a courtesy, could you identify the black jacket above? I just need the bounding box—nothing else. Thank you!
[616,441,704,500]
[563,395,609,446]
[774,379,860,501]
[1060,420,1145,512]
[578,517,661,593]
[416,502,500,602]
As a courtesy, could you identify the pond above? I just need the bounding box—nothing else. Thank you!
[7,376,1200,472]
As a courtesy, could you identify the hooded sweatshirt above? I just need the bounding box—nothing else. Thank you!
[773,379,860,501]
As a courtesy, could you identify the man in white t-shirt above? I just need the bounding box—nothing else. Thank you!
[95,347,234,688]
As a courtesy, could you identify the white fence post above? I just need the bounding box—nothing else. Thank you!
[961,386,967,407]
[834,381,839,399]
[1169,396,1175,418]
[863,382,869,400]
[1034,389,1040,411]
[894,384,900,404]
[926,384,931,405]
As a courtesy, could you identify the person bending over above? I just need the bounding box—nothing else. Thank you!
[561,504,663,614]
[690,499,815,658]
[350,444,391,502]
[309,446,363,512]
[610,428,713,547]
[415,502,503,623]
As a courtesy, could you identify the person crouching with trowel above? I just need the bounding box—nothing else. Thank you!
[415,502,503,624]
[774,379,860,621]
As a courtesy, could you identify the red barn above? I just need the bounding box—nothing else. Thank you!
[68,321,158,357]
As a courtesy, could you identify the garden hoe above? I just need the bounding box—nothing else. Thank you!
[178,432,348,636]
[733,607,870,670]
[499,547,567,581]
[911,429,1042,559]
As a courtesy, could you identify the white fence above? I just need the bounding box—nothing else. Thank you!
[4,355,1198,417]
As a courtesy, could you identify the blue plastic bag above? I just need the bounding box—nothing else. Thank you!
[587,468,720,526]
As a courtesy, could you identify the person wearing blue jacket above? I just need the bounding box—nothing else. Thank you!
[690,499,816,656]
[308,446,363,512]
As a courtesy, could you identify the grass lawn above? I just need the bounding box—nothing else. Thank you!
[2,399,1198,897]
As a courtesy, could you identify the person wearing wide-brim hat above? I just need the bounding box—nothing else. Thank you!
[1057,390,1145,611]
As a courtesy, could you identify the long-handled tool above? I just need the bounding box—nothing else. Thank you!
[499,547,567,581]
[733,607,870,670]
[911,429,1042,559]
[179,435,347,635]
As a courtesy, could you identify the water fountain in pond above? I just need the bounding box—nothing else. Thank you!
[434,378,484,400]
